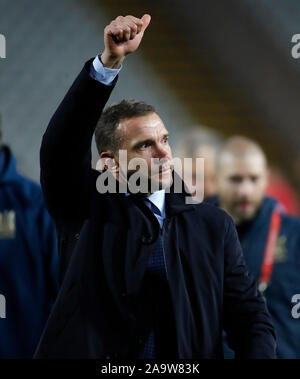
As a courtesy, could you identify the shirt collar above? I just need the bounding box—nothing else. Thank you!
[124,189,166,217]
[147,189,165,217]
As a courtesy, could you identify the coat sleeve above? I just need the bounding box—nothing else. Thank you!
[40,59,116,223]
[222,215,277,359]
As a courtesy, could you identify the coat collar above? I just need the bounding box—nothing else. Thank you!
[165,191,196,217]
[165,170,196,217]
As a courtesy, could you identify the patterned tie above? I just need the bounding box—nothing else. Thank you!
[144,198,162,217]
[138,199,168,359]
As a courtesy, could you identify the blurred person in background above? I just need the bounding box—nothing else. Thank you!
[0,114,59,358]
[266,166,300,216]
[175,127,223,201]
[210,135,300,358]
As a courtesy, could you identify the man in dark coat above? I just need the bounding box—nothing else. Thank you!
[211,135,300,358]
[35,15,276,359]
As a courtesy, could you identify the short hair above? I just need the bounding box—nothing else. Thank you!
[176,126,223,159]
[95,99,155,154]
[216,135,267,171]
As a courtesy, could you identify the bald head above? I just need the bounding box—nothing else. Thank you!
[216,136,268,224]
[216,136,267,172]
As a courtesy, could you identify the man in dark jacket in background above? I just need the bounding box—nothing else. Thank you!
[212,135,300,358]
[0,115,59,358]
[35,15,276,359]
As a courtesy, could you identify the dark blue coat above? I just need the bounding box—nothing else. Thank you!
[211,196,300,358]
[35,60,276,359]
[0,146,59,358]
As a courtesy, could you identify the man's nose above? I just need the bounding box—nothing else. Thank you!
[153,143,169,158]
[237,180,253,197]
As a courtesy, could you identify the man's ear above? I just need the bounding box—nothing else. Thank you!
[97,151,119,172]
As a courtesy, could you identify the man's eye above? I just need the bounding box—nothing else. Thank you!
[162,137,169,144]
[138,142,150,149]
[230,176,242,184]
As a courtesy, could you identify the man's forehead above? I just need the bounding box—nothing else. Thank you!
[221,151,265,167]
[119,114,168,141]
[226,155,266,173]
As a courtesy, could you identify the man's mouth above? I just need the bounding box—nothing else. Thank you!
[150,163,171,175]
[159,165,171,173]
[236,201,252,212]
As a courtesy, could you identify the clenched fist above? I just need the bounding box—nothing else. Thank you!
[101,14,151,68]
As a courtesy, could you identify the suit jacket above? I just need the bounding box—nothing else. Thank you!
[35,59,276,359]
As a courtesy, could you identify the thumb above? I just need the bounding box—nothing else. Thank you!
[140,14,151,33]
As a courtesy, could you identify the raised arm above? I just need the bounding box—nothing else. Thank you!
[40,15,151,224]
